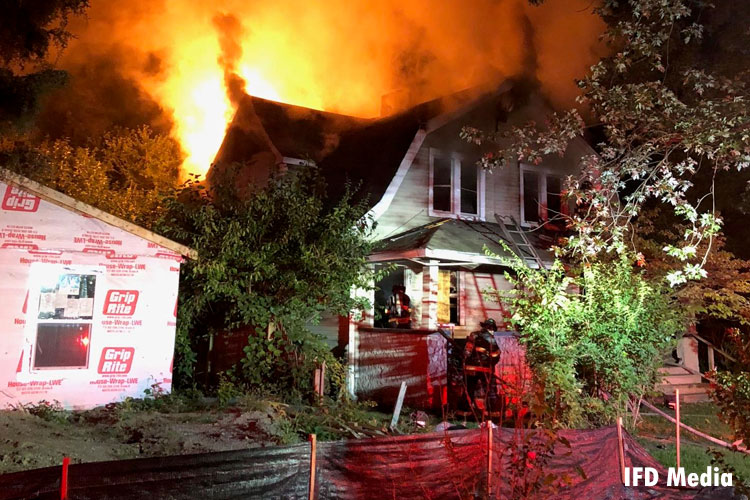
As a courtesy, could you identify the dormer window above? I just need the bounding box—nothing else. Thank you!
[520,164,564,225]
[429,149,484,219]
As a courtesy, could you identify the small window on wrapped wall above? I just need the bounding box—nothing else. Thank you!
[33,271,97,370]
[437,269,459,325]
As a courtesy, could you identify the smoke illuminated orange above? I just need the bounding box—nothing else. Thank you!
[60,0,606,178]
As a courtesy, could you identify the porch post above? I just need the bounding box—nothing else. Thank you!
[346,273,374,399]
[421,260,439,329]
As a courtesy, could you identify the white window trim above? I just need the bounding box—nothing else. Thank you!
[519,163,563,227]
[428,148,485,220]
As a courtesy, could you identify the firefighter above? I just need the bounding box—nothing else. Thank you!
[462,318,500,417]
[386,284,412,329]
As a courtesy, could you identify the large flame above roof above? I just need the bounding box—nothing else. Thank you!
[59,0,605,178]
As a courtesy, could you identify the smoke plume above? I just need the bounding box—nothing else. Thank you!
[37,0,606,173]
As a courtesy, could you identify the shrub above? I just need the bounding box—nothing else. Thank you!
[491,250,684,427]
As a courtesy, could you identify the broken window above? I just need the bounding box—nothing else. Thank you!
[430,149,483,218]
[460,163,478,214]
[521,167,564,224]
[546,176,562,219]
[522,171,540,224]
[432,156,452,212]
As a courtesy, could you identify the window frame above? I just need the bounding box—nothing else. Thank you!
[519,163,564,227]
[428,148,485,220]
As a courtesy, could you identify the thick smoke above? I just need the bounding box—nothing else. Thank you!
[212,13,247,106]
[35,46,173,143]
[36,0,605,169]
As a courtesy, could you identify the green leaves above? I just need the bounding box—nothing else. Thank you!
[465,1,750,288]
[159,164,375,392]
[491,248,683,426]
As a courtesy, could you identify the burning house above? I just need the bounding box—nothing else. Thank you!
[0,170,194,410]
[212,80,596,408]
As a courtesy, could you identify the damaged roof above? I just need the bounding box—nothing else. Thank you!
[213,84,509,206]
[371,218,555,268]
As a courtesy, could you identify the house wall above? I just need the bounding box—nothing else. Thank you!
[371,93,587,241]
[456,271,513,338]
[0,181,181,410]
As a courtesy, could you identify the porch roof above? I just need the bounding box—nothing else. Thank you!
[370,218,554,268]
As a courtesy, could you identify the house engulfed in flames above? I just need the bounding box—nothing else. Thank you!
[212,80,592,408]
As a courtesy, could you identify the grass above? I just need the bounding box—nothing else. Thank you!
[636,402,750,478]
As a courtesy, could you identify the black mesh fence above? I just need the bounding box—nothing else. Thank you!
[0,426,731,499]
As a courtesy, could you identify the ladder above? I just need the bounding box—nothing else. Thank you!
[495,215,546,270]
[460,219,510,258]
[470,273,511,330]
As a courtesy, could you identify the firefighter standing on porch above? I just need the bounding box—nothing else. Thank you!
[386,284,412,329]
[462,318,500,417]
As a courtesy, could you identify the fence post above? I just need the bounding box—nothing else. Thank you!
[487,423,493,498]
[617,417,625,484]
[60,456,70,500]
[309,434,317,500]
[675,389,681,470]
[390,382,407,430]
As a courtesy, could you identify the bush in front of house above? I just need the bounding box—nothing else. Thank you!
[490,250,684,427]
[159,163,374,399]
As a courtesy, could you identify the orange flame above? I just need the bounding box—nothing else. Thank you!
[60,0,606,179]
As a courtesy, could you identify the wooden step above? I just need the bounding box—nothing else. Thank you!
[659,365,694,376]
[655,382,711,403]
[659,373,702,385]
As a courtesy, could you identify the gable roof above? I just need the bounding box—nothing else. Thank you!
[213,82,512,206]
[0,168,196,258]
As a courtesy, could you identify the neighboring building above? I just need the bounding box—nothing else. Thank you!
[0,170,194,410]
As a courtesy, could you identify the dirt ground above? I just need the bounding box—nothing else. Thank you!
[0,394,409,475]
[0,402,279,474]
[4,397,745,481]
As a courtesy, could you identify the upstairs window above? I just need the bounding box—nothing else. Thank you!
[546,176,562,219]
[432,156,452,212]
[460,162,478,214]
[429,149,484,219]
[520,165,564,225]
[522,170,540,224]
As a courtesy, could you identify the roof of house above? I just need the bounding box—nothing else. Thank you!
[370,218,555,269]
[0,168,196,258]
[213,84,510,206]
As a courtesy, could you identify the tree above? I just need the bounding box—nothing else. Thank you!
[158,164,374,395]
[463,0,750,286]
[466,0,750,471]
[0,126,182,228]
[0,0,89,128]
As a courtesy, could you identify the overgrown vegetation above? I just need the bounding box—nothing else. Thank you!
[158,164,374,397]
[0,126,182,228]
[490,249,681,427]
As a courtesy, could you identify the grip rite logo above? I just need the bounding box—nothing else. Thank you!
[103,290,139,315]
[98,347,134,374]
[2,186,40,212]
